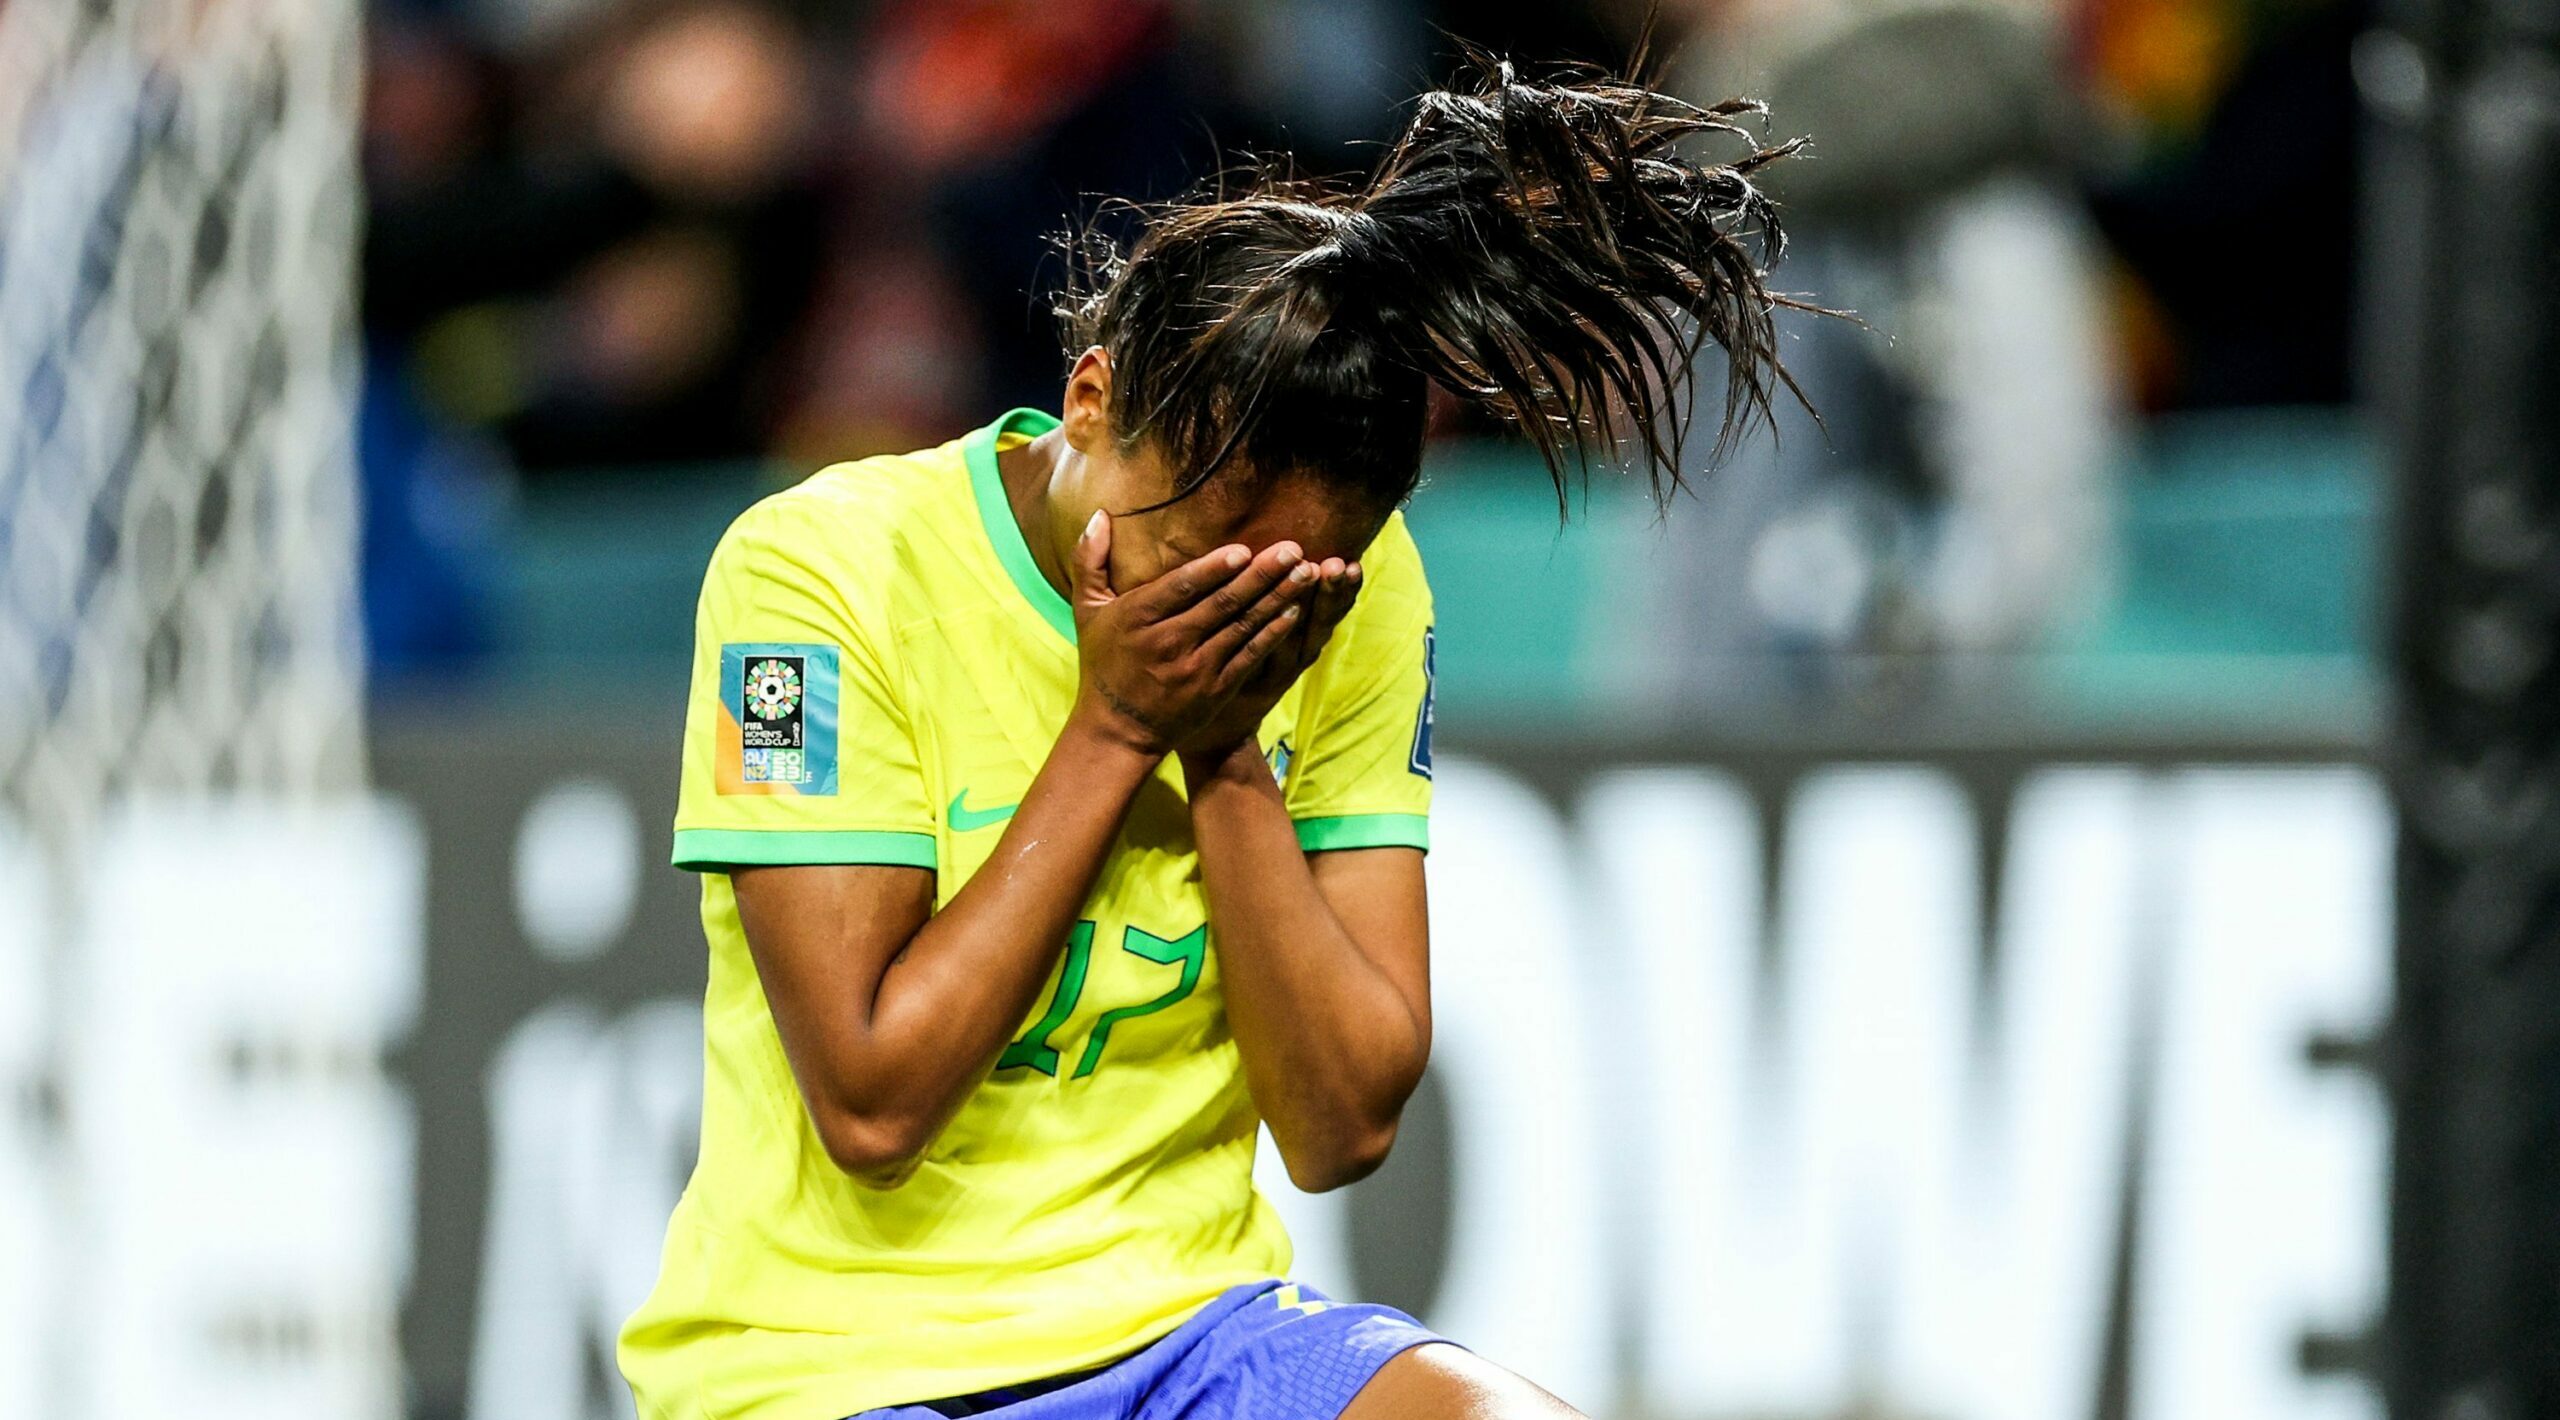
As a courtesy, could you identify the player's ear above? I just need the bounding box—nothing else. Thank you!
[1061,347,1113,453]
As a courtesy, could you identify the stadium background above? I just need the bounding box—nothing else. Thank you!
[2,0,2548,1418]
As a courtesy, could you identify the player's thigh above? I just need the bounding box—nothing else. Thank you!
[1339,1343,1585,1420]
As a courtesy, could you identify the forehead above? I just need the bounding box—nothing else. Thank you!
[1146,473,1382,565]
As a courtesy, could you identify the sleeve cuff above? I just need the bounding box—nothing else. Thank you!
[1292,813,1430,853]
[672,827,938,872]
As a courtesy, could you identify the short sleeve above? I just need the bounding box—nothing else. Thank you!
[671,497,937,873]
[1281,514,1435,853]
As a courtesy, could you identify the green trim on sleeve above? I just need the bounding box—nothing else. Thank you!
[1293,813,1430,853]
[963,408,1077,645]
[672,828,938,872]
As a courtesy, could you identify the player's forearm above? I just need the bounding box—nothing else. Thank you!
[851,711,1160,1150]
[1182,744,1428,1192]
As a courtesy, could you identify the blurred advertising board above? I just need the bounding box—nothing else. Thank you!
[372,710,2387,1420]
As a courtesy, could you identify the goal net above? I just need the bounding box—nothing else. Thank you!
[0,5,390,1420]
[0,0,366,856]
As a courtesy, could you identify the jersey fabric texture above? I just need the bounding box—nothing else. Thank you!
[619,409,1437,1420]
[847,1281,1445,1420]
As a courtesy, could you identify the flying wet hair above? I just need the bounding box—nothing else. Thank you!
[1055,51,1808,518]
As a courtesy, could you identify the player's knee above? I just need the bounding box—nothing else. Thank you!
[1345,1343,1587,1420]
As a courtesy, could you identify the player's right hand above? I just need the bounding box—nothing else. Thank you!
[1066,510,1316,756]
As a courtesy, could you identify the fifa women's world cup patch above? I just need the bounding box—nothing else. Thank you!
[718,643,840,795]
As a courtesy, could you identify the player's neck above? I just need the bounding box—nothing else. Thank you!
[997,426,1079,604]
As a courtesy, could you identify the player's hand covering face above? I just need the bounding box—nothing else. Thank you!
[1067,510,1326,755]
[1175,552,1359,760]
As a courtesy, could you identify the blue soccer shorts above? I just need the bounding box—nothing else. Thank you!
[849,1281,1449,1420]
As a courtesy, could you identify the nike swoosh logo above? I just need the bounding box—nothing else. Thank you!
[947,791,1019,833]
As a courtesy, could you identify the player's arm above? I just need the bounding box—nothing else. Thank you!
[1179,561,1434,1193]
[734,517,1314,1188]
[1185,745,1428,1192]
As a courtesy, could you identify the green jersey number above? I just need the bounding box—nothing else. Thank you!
[995,921,1206,1080]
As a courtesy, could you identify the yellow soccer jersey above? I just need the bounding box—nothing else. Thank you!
[619,408,1436,1420]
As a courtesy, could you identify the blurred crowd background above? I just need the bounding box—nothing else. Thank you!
[0,1,2433,1417]
[360,0,2373,739]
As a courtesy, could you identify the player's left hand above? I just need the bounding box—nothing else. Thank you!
[1174,555,1361,770]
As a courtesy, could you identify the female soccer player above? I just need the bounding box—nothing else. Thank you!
[621,56,1796,1420]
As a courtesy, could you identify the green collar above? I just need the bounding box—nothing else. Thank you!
[963,407,1076,645]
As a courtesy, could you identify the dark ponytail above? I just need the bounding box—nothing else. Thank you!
[1056,52,1805,515]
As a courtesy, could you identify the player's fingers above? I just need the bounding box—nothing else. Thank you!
[1124,542,1255,622]
[1303,560,1359,637]
[1196,557,1317,663]
[1213,602,1305,693]
[1261,559,1358,676]
[1070,510,1114,609]
[1161,542,1306,641]
[1283,581,1349,672]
